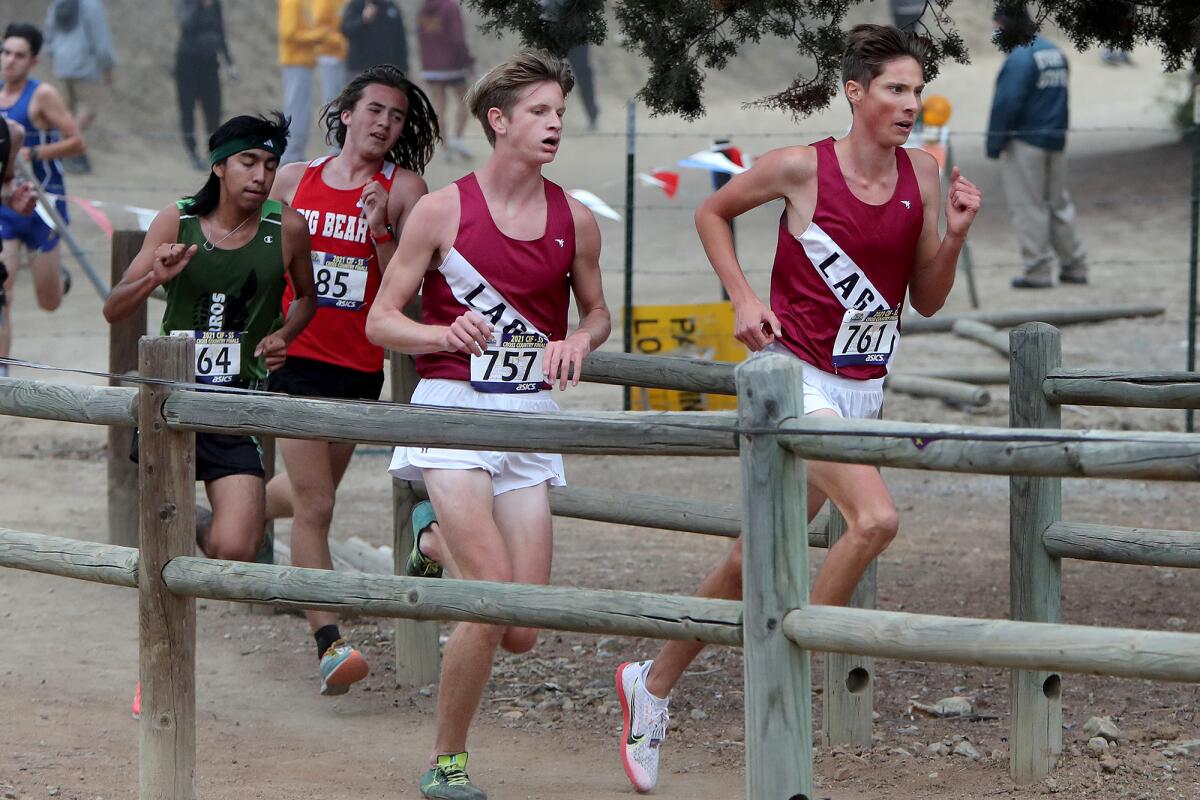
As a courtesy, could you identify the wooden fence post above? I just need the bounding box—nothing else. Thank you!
[138,335,196,800]
[108,230,146,547]
[821,506,876,748]
[737,352,813,800]
[391,345,440,687]
[1009,323,1063,783]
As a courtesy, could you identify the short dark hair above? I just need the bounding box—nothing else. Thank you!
[3,23,43,56]
[183,112,291,217]
[841,24,931,91]
[322,64,439,174]
[993,5,1036,41]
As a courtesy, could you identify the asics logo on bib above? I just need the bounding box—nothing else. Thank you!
[296,208,369,244]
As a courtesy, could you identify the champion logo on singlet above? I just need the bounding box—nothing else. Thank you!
[797,223,890,316]
[296,208,370,244]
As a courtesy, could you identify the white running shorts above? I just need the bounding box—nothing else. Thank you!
[764,344,884,420]
[388,378,567,496]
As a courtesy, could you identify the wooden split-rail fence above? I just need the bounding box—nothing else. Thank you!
[1,276,1198,799]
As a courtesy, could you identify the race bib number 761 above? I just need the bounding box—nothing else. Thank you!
[831,307,899,368]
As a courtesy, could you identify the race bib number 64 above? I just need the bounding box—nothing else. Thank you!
[470,333,547,393]
[832,307,899,368]
[170,329,242,385]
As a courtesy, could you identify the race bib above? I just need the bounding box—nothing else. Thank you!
[470,332,547,393]
[171,329,242,385]
[831,307,899,368]
[312,251,369,310]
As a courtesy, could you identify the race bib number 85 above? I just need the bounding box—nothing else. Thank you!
[312,251,369,310]
[470,333,547,393]
[832,307,899,368]
[171,330,242,385]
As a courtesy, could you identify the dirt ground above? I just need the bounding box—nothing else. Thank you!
[4,3,1200,799]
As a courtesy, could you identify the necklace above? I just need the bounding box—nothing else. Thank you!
[201,212,255,252]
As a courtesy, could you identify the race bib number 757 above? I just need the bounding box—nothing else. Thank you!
[470,332,547,393]
[832,307,899,368]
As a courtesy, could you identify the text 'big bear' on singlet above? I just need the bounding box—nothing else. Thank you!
[416,172,574,393]
[284,155,398,374]
[770,137,922,380]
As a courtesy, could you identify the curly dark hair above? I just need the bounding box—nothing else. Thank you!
[322,64,439,175]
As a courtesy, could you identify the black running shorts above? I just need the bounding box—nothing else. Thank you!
[131,431,265,482]
[266,355,385,401]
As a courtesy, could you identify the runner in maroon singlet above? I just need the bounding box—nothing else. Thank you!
[615,25,982,793]
[366,50,610,800]
[263,65,437,697]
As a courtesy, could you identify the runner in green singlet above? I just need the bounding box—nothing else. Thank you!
[103,112,317,562]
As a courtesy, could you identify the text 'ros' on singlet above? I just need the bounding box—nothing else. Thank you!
[283,155,398,374]
[415,172,574,391]
[770,137,923,380]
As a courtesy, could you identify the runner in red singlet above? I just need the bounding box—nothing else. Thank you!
[615,25,982,792]
[263,64,437,697]
[366,50,610,800]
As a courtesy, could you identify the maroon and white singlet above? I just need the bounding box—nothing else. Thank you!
[416,172,574,391]
[283,155,398,373]
[770,137,923,381]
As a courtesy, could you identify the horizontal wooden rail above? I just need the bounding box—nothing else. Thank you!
[0,378,136,426]
[886,373,990,406]
[904,304,1164,334]
[951,319,1010,357]
[162,392,738,456]
[0,530,743,644]
[1043,522,1200,568]
[408,480,831,544]
[161,557,744,645]
[582,351,737,395]
[1044,369,1200,410]
[905,366,1010,385]
[0,529,138,587]
[784,605,1200,683]
[778,416,1200,481]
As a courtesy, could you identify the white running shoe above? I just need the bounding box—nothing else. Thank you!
[616,660,670,793]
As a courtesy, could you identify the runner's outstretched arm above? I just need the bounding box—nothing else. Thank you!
[257,207,319,371]
[27,83,85,161]
[366,188,492,356]
[908,151,981,316]
[102,204,189,323]
[544,196,610,390]
[695,147,814,351]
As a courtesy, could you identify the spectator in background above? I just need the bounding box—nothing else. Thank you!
[42,0,115,174]
[986,6,1088,289]
[278,0,331,164]
[314,0,348,105]
[175,0,236,173]
[417,0,472,160]
[341,0,408,74]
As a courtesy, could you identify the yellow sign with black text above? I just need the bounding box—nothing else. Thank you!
[630,301,744,411]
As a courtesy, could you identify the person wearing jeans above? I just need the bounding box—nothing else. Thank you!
[278,0,331,164]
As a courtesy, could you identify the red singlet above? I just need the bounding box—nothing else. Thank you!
[416,172,574,383]
[769,137,923,380]
[283,156,398,373]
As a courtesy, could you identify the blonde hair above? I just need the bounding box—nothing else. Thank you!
[465,50,575,146]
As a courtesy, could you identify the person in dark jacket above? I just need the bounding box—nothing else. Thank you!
[986,7,1087,288]
[341,0,408,74]
[175,0,236,172]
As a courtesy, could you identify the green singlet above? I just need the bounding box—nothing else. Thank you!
[158,198,286,386]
